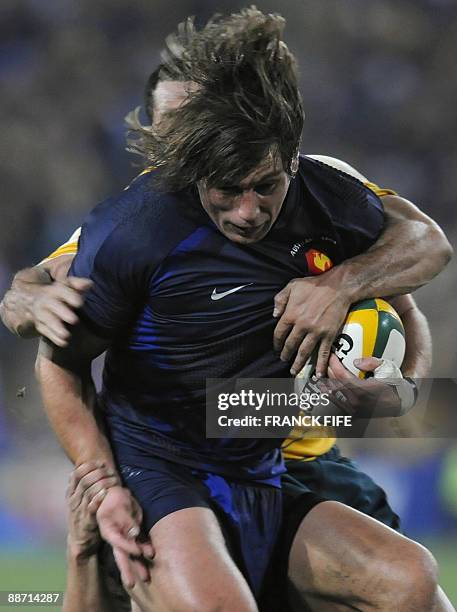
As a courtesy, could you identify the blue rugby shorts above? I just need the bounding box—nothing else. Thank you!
[120,456,282,598]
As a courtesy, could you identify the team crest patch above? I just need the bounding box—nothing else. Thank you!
[305,249,333,274]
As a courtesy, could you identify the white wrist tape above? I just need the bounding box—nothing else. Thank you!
[373,359,417,416]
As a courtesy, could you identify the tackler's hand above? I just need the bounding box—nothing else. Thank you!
[273,274,351,378]
[33,277,93,346]
[66,461,118,559]
[320,354,416,417]
[96,486,154,589]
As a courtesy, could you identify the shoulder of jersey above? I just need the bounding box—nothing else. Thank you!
[123,166,156,191]
[115,166,189,223]
[298,154,373,210]
[301,154,369,189]
[304,154,397,198]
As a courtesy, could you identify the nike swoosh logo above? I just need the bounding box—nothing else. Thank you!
[211,283,253,301]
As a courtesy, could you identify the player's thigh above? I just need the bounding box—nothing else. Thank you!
[130,506,258,612]
[288,499,432,605]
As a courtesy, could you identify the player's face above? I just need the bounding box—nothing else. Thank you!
[198,156,291,244]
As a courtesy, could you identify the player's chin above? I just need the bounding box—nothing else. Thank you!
[223,224,269,244]
[229,234,261,245]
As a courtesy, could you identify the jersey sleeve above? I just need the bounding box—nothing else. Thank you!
[334,184,385,259]
[363,180,397,198]
[69,197,153,339]
[306,155,398,199]
[39,227,81,264]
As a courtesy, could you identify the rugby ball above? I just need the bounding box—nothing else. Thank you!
[296,298,405,382]
[332,298,405,378]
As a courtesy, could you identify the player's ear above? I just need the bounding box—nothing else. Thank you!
[290,152,299,177]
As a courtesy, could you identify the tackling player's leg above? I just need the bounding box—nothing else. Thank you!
[288,501,452,612]
[257,445,455,611]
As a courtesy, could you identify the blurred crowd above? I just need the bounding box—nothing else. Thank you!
[0,0,456,548]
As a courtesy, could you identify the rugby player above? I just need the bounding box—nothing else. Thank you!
[4,9,454,612]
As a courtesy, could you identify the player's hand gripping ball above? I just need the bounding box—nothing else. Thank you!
[332,298,405,378]
[296,298,405,382]
[296,299,415,416]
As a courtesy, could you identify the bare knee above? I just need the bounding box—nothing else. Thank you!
[377,540,438,610]
[323,536,439,611]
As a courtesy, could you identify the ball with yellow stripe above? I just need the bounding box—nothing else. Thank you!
[333,299,405,379]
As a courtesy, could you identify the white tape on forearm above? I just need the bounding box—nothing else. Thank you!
[373,359,416,415]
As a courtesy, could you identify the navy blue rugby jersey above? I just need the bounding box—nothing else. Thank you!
[70,155,384,483]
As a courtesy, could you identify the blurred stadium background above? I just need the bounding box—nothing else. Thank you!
[0,0,456,608]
